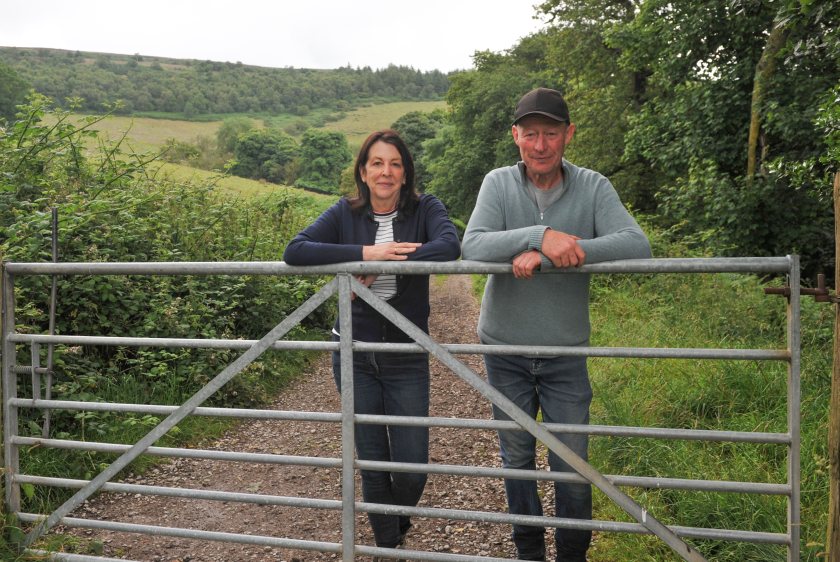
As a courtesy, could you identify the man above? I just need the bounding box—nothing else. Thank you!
[461,87,652,561]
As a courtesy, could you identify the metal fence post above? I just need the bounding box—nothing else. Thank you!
[2,266,21,513]
[44,206,59,438]
[787,255,802,562]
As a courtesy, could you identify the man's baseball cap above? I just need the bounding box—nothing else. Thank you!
[513,88,570,125]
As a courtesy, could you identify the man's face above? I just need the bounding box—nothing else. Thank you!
[512,115,575,180]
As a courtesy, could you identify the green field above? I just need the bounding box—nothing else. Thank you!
[156,161,336,213]
[68,114,232,153]
[65,100,446,155]
[321,100,446,152]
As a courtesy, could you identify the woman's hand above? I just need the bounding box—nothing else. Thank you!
[351,274,378,300]
[362,242,421,261]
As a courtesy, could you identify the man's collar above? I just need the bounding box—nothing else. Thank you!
[517,160,567,190]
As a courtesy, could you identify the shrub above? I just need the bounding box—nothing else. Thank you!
[0,94,333,514]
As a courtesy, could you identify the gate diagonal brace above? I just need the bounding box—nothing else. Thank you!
[22,278,339,548]
[348,275,709,562]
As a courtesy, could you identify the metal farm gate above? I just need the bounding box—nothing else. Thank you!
[1,257,800,561]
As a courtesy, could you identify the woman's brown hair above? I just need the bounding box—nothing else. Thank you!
[348,129,418,213]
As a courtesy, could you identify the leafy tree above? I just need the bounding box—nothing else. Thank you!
[0,60,29,123]
[818,84,840,170]
[296,129,352,193]
[161,137,201,164]
[423,35,551,219]
[608,0,840,277]
[0,47,450,117]
[231,128,299,184]
[391,109,446,192]
[216,116,254,155]
[424,19,662,219]
[485,1,661,213]
[424,124,492,220]
[338,164,357,197]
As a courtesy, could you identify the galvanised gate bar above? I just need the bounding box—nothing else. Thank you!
[1,257,800,562]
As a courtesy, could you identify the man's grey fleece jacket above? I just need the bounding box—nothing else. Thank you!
[462,161,652,348]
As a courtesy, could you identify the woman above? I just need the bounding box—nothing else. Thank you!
[283,130,460,555]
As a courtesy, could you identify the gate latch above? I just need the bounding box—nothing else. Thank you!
[764,273,838,302]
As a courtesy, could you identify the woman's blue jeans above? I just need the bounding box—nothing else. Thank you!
[483,353,592,562]
[332,348,430,548]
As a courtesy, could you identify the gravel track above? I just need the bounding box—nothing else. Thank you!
[60,275,567,561]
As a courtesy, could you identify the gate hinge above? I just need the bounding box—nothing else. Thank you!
[764,273,839,303]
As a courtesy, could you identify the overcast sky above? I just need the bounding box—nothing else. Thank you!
[2,0,547,72]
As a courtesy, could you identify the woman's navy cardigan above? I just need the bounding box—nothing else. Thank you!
[283,194,461,343]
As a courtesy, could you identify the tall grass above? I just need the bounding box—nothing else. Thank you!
[584,268,830,560]
[470,236,831,560]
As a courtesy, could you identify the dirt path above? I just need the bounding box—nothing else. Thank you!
[64,275,556,561]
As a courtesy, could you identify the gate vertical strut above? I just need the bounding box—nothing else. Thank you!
[338,274,356,561]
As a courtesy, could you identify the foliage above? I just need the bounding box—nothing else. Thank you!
[606,0,840,278]
[655,157,834,277]
[216,116,254,155]
[817,83,840,168]
[424,123,500,220]
[0,95,333,518]
[422,19,661,220]
[231,128,300,184]
[0,48,449,117]
[391,109,446,191]
[423,38,546,219]
[0,61,30,124]
[338,164,357,198]
[296,129,352,193]
[423,0,839,279]
[161,137,201,164]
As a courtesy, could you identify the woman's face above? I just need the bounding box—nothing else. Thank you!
[361,140,404,209]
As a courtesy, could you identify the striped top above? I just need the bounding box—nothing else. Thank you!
[369,209,398,300]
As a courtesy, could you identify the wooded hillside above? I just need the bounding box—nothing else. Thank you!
[0,47,449,116]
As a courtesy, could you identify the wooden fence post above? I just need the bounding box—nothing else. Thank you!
[829,170,840,561]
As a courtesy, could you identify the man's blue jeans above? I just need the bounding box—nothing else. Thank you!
[483,353,592,562]
[332,348,430,548]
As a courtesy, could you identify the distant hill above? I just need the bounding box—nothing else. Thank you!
[0,47,450,117]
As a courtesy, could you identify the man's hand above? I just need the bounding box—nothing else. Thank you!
[541,229,585,268]
[362,242,421,261]
[512,250,542,279]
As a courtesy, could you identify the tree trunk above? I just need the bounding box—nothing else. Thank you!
[829,170,840,561]
[746,18,788,184]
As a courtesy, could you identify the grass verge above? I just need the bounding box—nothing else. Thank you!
[471,266,830,561]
